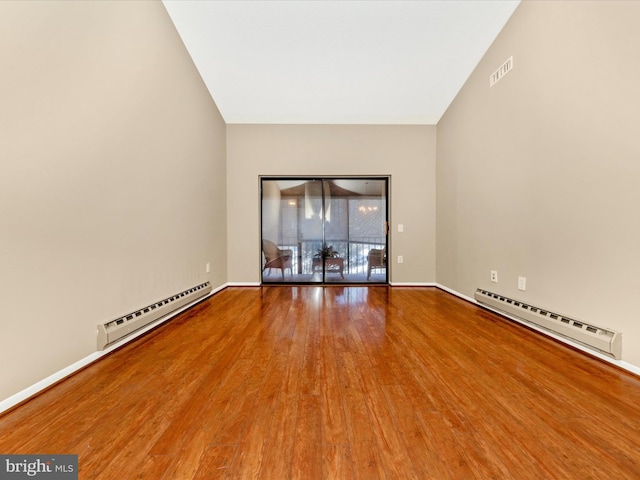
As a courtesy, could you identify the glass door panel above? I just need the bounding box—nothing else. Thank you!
[347,179,387,282]
[261,177,388,284]
[299,179,324,283]
[322,179,347,282]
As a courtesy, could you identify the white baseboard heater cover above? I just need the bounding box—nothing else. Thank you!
[475,289,622,359]
[97,282,212,350]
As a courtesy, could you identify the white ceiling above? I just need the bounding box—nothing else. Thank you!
[162,0,520,125]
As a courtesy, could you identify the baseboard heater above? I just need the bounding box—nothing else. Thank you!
[97,281,212,350]
[474,288,622,359]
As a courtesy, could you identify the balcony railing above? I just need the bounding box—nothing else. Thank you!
[279,239,385,275]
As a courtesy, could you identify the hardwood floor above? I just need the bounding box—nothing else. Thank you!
[1,286,640,479]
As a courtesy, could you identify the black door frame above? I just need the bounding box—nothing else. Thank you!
[259,175,389,285]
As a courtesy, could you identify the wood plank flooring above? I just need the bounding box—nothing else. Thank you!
[1,286,640,479]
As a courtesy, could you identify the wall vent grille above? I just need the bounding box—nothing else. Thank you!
[490,56,513,87]
[475,288,622,359]
[97,282,212,350]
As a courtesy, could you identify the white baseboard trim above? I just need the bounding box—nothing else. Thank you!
[227,281,261,287]
[389,282,437,287]
[435,283,640,377]
[0,283,228,415]
[0,352,105,416]
[435,283,476,302]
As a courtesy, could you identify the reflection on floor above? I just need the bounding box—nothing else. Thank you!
[262,270,387,284]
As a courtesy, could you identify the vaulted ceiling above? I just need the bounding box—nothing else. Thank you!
[162,0,520,125]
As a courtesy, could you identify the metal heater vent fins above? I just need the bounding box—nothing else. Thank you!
[475,289,622,359]
[97,282,212,350]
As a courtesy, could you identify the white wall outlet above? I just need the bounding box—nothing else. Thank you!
[398,224,404,233]
[518,276,526,291]
[397,255,404,264]
[490,270,498,283]
[205,262,210,273]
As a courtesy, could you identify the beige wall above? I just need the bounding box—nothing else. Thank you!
[437,0,640,366]
[226,125,436,284]
[0,1,227,401]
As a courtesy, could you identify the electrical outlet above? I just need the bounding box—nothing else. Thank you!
[397,255,404,264]
[490,270,498,283]
[518,276,526,291]
[206,263,210,273]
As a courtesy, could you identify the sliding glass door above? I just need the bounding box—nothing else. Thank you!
[260,177,388,284]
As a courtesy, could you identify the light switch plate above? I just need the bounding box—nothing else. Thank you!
[518,276,526,291]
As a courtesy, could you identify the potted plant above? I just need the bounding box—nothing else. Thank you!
[315,245,338,259]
